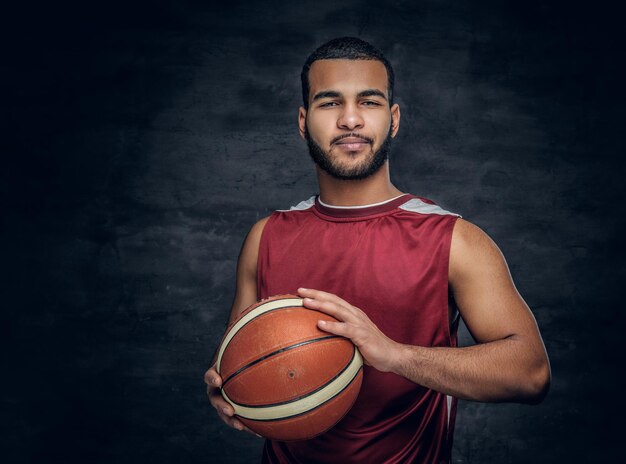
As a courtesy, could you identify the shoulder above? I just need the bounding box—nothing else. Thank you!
[449,219,508,284]
[238,216,272,264]
[451,219,494,248]
[237,216,271,280]
[245,216,271,247]
[250,215,271,233]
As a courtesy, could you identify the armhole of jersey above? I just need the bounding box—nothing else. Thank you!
[445,393,457,460]
[256,213,277,300]
[443,215,461,348]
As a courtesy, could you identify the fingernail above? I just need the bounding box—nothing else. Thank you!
[212,378,219,386]
[222,407,230,415]
[299,287,307,291]
[235,423,243,431]
[318,320,327,326]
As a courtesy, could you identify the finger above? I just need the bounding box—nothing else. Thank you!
[206,381,262,437]
[215,407,243,430]
[234,422,263,438]
[220,411,260,436]
[317,319,351,337]
[297,287,349,306]
[208,387,235,416]
[302,297,340,316]
[298,289,361,320]
[303,297,356,322]
[204,367,222,388]
[229,417,246,431]
[226,416,260,436]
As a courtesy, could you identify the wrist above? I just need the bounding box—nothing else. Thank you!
[387,342,411,374]
[389,343,430,380]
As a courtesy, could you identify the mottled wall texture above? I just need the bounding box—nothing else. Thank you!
[2,0,624,462]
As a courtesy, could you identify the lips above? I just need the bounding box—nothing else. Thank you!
[334,137,371,151]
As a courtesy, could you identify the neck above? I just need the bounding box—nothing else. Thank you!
[316,162,404,206]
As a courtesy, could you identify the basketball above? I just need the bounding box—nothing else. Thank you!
[215,294,363,441]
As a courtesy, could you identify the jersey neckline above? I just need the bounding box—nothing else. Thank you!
[313,194,412,219]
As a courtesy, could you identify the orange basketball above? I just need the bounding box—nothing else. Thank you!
[216,294,363,441]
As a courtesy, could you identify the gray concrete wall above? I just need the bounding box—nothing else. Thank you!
[2,0,623,462]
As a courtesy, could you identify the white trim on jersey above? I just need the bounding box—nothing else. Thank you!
[279,195,460,217]
[318,194,408,209]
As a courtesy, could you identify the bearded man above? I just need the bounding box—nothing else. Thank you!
[205,37,550,464]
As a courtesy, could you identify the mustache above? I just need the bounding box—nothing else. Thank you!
[330,133,374,145]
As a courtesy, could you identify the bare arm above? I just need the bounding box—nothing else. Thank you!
[401,219,551,402]
[300,219,551,404]
[203,217,269,432]
[226,217,269,324]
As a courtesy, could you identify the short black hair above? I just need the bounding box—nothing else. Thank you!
[300,37,395,109]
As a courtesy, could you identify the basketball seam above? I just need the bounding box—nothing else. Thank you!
[224,346,363,421]
[221,334,341,387]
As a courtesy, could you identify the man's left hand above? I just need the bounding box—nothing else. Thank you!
[298,287,401,373]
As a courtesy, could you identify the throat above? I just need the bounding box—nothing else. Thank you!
[316,164,403,207]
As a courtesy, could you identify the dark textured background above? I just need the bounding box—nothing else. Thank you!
[2,0,624,462]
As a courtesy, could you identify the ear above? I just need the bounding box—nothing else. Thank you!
[390,103,401,138]
[298,107,307,139]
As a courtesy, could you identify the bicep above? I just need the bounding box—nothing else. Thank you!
[449,219,540,344]
[227,216,270,323]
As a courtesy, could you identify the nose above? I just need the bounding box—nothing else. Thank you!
[337,103,364,131]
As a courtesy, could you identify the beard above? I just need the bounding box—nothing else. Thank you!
[305,126,393,181]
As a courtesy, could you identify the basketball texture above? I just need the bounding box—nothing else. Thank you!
[216,294,363,441]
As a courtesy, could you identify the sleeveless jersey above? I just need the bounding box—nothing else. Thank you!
[257,194,460,464]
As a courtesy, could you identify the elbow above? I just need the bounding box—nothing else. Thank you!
[521,359,551,404]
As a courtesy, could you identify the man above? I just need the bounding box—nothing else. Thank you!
[204,37,550,463]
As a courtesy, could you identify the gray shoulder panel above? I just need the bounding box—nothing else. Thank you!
[398,198,461,217]
[277,196,316,212]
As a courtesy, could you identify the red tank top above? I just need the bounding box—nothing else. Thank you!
[258,194,460,464]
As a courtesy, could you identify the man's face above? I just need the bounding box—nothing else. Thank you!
[299,59,400,180]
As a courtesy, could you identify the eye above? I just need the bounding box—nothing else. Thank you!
[362,100,382,107]
[319,101,339,108]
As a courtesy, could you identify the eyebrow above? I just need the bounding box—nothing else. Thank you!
[312,90,341,101]
[358,89,387,100]
[312,88,388,102]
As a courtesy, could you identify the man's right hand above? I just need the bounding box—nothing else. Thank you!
[204,365,256,434]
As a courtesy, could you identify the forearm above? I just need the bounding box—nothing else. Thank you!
[298,288,550,404]
[391,336,550,403]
